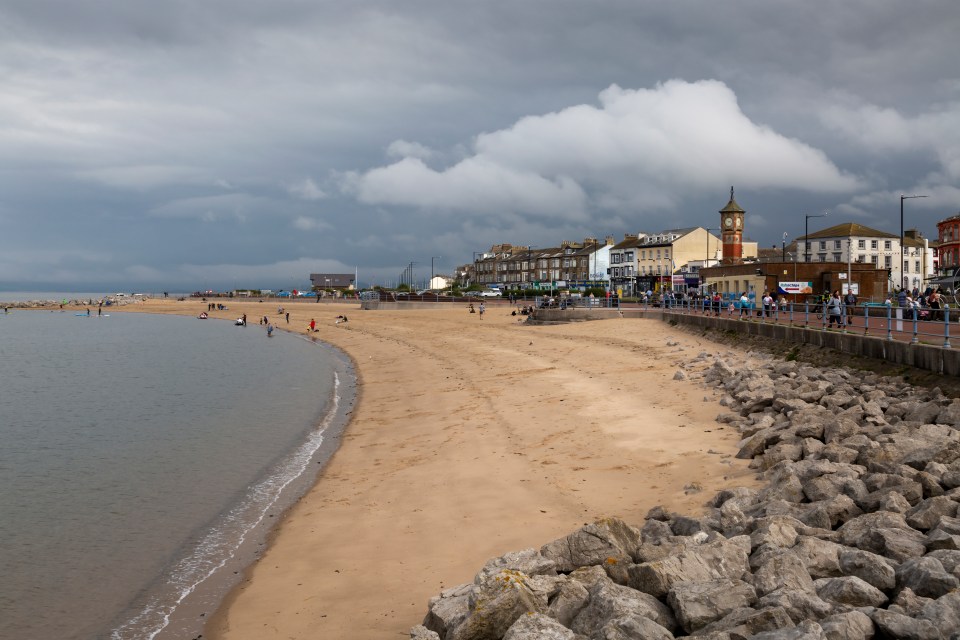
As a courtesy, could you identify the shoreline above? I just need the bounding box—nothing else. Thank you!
[109,298,760,639]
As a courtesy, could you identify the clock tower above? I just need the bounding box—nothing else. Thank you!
[719,186,745,264]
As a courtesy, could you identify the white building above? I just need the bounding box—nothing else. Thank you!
[799,222,906,291]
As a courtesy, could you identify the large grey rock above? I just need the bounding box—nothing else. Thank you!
[693,606,794,637]
[411,625,442,640]
[570,580,676,636]
[838,548,896,590]
[449,571,546,640]
[749,620,826,640]
[918,591,960,638]
[837,511,915,547]
[869,608,941,640]
[750,518,799,549]
[818,610,874,640]
[925,528,960,552]
[906,496,959,531]
[858,527,928,562]
[802,474,868,503]
[502,613,578,640]
[814,576,888,608]
[546,579,589,627]
[752,551,815,595]
[541,519,640,572]
[804,494,863,529]
[889,587,934,617]
[628,535,751,598]
[424,583,473,638]
[756,588,834,624]
[926,549,960,577]
[895,556,960,599]
[595,615,674,640]
[792,536,844,579]
[666,578,756,633]
[475,549,557,584]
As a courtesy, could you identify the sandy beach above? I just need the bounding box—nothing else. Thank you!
[115,298,759,639]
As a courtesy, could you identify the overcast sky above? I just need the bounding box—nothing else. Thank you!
[2,1,959,291]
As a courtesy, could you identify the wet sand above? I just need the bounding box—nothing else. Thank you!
[116,298,759,639]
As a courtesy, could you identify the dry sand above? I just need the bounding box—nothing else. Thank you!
[116,298,760,639]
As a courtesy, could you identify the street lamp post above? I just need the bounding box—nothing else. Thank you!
[804,212,829,263]
[782,232,788,261]
[901,194,928,292]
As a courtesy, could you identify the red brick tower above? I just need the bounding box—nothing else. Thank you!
[720,186,745,264]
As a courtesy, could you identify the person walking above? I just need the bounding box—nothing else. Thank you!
[761,291,773,318]
[285,311,290,324]
[309,318,316,332]
[843,290,857,325]
[738,292,750,319]
[478,302,485,319]
[827,291,843,328]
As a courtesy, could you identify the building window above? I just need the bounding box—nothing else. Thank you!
[858,254,866,263]
[818,253,827,262]
[872,256,879,266]
[625,251,634,262]
[885,256,892,268]
[884,240,891,250]
[656,249,661,259]
[834,240,841,249]
[915,260,921,272]
[858,239,865,249]
[832,253,842,262]
[871,240,878,249]
[641,250,645,260]
[819,241,826,250]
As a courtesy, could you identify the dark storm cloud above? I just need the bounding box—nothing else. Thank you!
[0,1,958,290]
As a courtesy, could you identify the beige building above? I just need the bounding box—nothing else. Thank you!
[611,227,756,296]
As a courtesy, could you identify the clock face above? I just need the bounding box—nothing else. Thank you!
[735,217,742,228]
[724,217,733,228]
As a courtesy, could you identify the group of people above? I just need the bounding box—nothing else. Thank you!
[467,303,485,318]
[896,287,948,321]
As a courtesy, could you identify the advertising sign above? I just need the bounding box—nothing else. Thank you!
[842,283,860,295]
[778,281,814,294]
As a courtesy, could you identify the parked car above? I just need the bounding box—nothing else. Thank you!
[479,290,503,297]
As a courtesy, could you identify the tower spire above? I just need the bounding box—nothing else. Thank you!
[730,185,734,201]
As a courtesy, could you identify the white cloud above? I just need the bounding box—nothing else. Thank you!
[386,139,434,160]
[287,178,326,201]
[340,80,863,220]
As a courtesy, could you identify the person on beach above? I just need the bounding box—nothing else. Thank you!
[267,322,274,337]
[738,292,750,319]
[242,313,247,326]
[309,318,316,332]
[478,302,485,319]
[285,311,290,324]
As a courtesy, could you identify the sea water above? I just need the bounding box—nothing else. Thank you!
[0,309,353,639]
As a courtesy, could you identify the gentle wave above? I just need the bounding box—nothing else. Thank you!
[111,371,341,640]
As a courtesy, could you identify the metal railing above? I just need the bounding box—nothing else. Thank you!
[655,299,954,348]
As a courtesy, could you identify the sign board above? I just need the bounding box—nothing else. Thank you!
[778,281,814,295]
[672,275,685,285]
[842,283,860,295]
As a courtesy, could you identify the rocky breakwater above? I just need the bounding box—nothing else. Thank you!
[411,353,960,640]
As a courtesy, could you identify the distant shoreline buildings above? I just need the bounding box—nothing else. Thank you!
[456,188,957,300]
